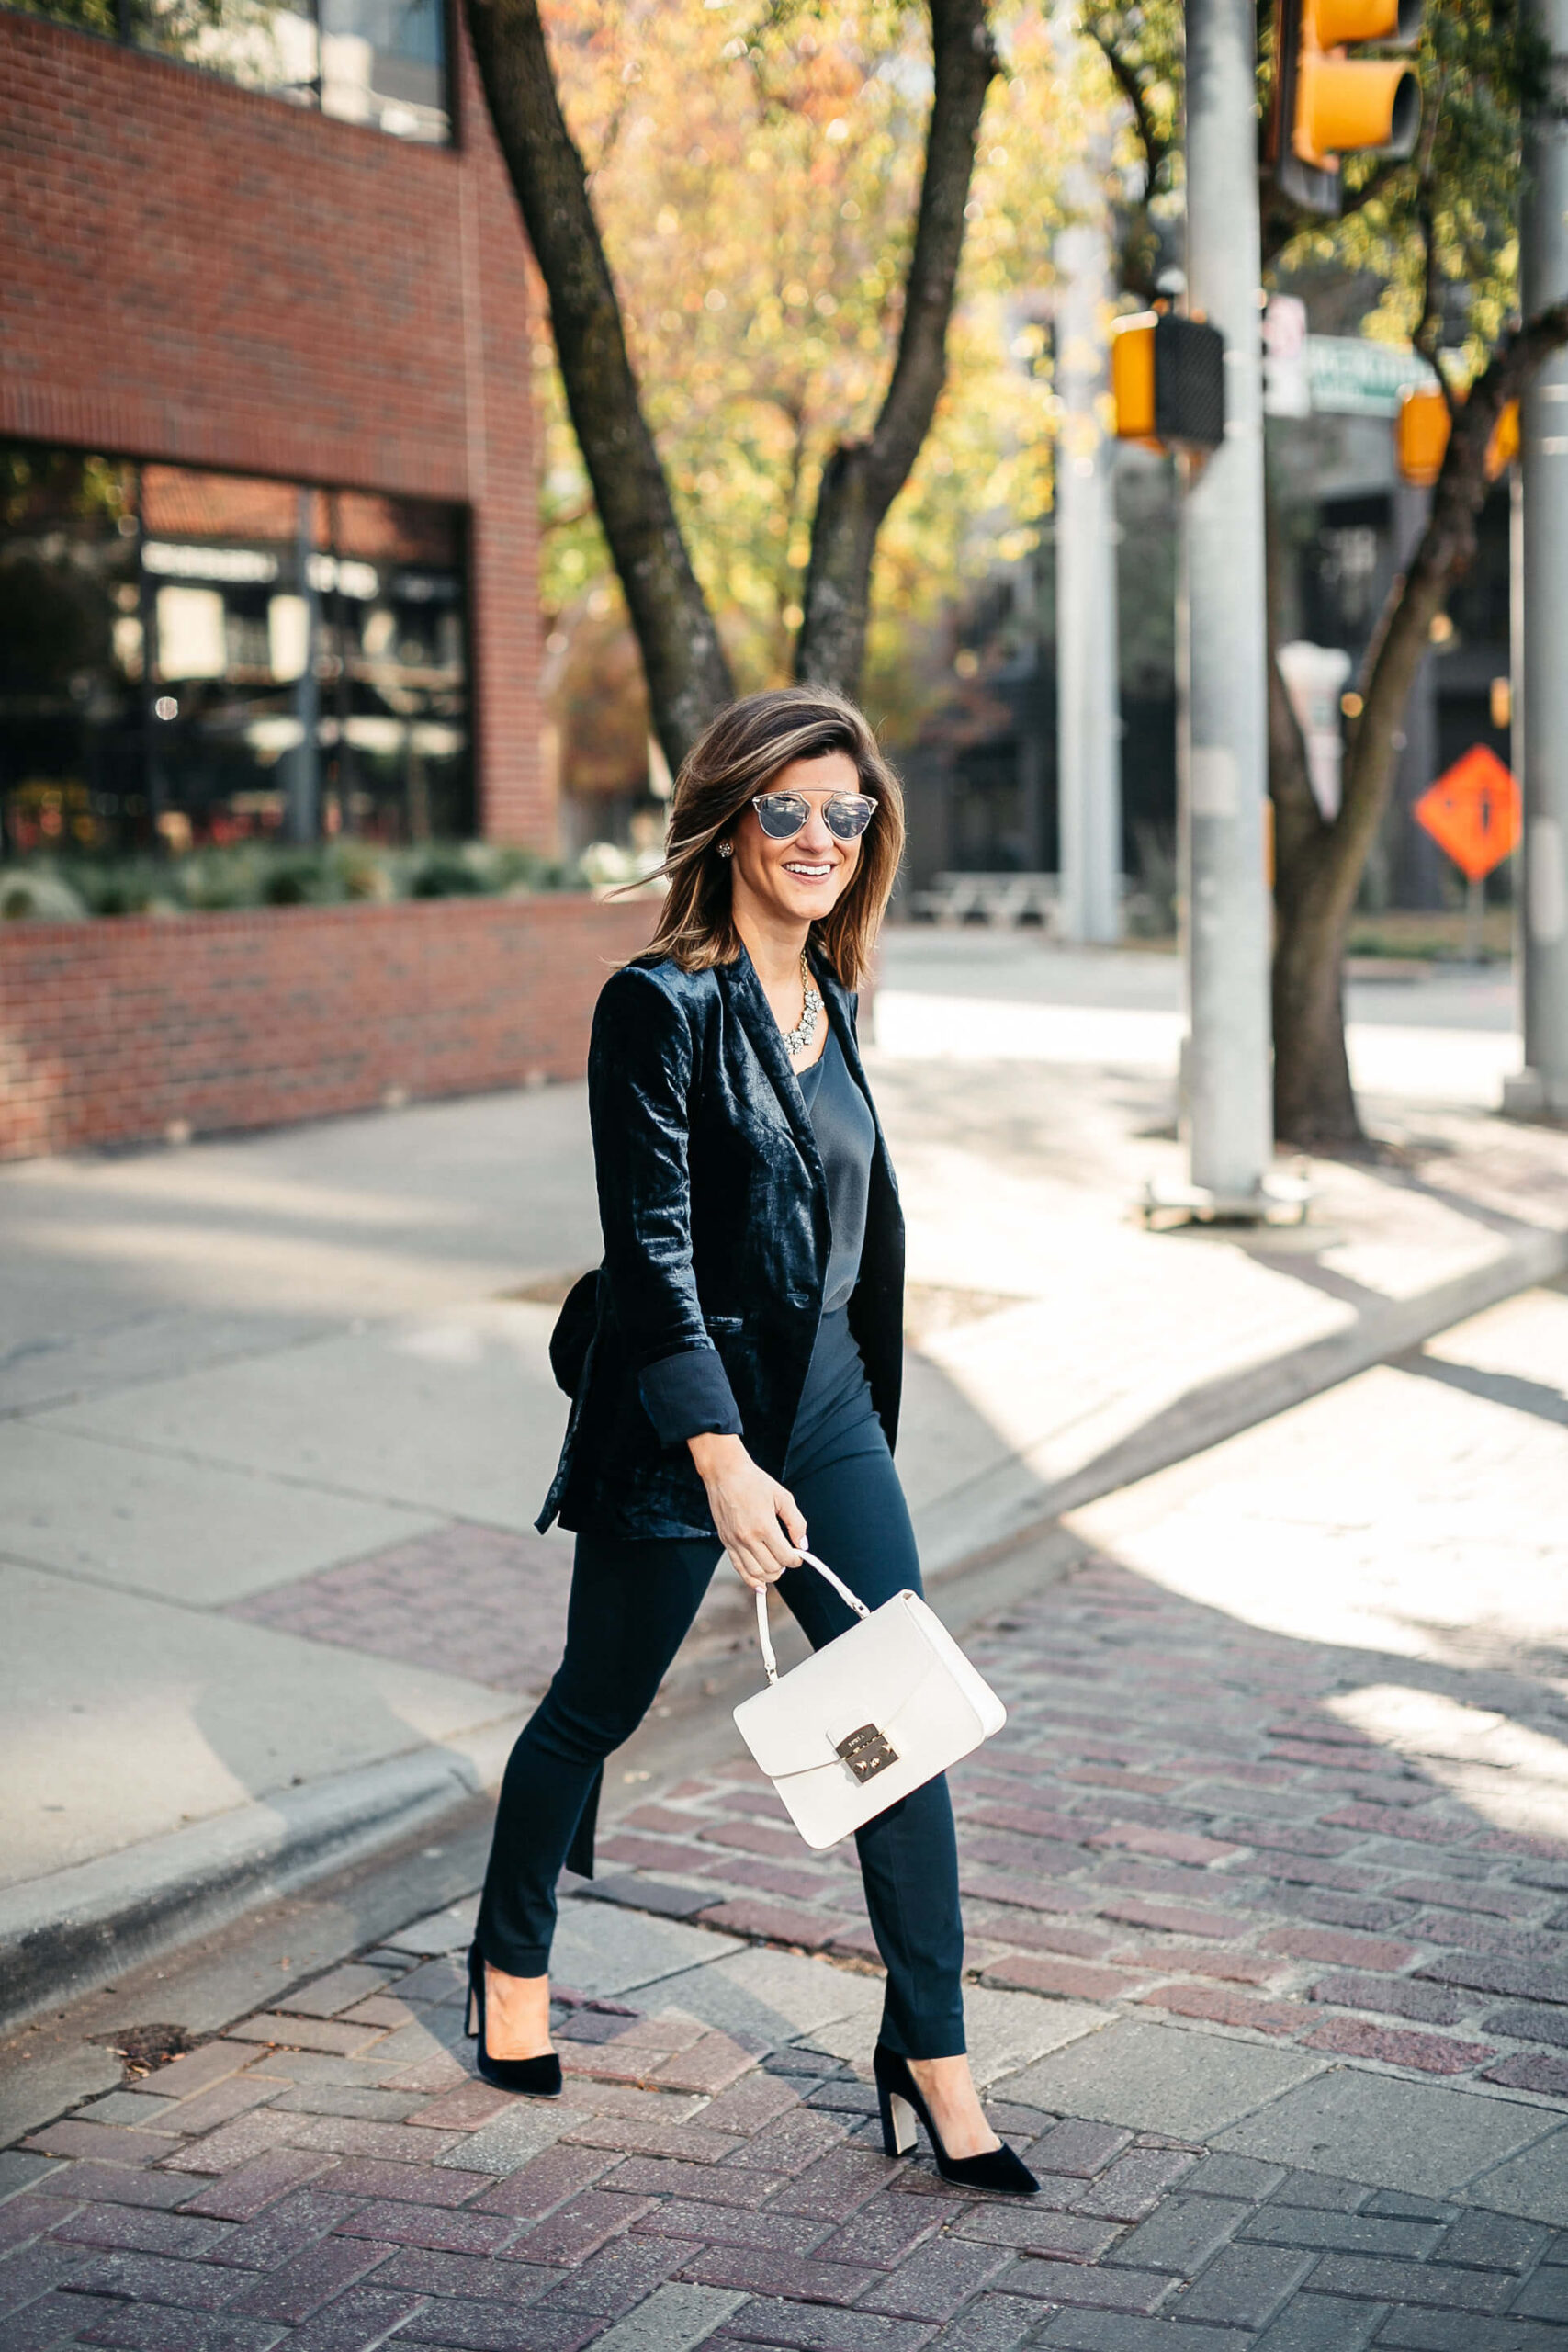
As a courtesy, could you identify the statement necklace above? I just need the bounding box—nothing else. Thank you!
[780,952,824,1060]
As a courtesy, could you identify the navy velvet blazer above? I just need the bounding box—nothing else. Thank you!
[537,943,905,1542]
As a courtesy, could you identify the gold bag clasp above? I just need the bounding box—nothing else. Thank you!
[835,1724,899,1782]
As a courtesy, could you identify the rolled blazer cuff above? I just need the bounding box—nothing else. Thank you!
[638,1346,744,1447]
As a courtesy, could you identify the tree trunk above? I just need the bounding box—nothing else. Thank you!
[1269,305,1568,1147]
[1272,846,1360,1144]
[1265,491,1359,1145]
[795,0,998,694]
[460,0,733,771]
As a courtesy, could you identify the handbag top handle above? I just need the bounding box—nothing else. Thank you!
[753,1550,871,1685]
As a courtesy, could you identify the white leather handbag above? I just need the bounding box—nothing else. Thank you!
[731,1552,1006,1850]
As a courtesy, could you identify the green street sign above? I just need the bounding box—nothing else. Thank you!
[1304,335,1438,417]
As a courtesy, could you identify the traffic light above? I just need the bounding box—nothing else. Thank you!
[1111,313,1226,452]
[1395,385,1522,485]
[1270,0,1424,216]
[1395,383,1449,485]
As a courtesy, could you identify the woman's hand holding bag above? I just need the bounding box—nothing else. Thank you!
[688,1431,807,1590]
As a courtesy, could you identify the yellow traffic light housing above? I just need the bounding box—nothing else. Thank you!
[1111,315,1158,445]
[1487,398,1520,476]
[1270,0,1423,215]
[1395,386,1521,486]
[1111,313,1226,453]
[1396,384,1450,485]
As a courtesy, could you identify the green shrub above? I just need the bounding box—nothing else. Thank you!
[411,852,486,899]
[0,840,586,918]
[0,869,88,922]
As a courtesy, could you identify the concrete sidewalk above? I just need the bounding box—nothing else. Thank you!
[4,940,1568,2024]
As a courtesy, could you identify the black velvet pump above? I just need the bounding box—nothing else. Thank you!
[874,2044,1038,2194]
[466,1945,563,2098]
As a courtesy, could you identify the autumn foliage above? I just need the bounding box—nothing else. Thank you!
[531,0,1075,750]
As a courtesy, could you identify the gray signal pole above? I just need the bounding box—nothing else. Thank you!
[1179,0,1273,1201]
[1506,0,1568,1117]
[1054,66,1122,944]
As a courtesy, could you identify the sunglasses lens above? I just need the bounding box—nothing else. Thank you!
[754,793,808,839]
[824,796,875,839]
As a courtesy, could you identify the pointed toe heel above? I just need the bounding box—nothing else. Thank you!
[479,2048,564,2098]
[466,1945,564,2099]
[872,2044,1038,2195]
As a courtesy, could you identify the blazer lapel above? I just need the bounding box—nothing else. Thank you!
[722,949,825,1182]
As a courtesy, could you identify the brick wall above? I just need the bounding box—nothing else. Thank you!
[0,8,546,843]
[0,899,655,1159]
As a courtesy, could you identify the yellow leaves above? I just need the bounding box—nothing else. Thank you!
[535,0,1075,641]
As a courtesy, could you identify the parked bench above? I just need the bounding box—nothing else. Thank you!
[907,872,1063,929]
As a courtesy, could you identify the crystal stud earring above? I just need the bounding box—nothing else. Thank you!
[716,841,734,859]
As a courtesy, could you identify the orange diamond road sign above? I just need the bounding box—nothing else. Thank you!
[1414,745,1521,881]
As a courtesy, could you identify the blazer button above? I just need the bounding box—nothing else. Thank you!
[788,1289,810,1309]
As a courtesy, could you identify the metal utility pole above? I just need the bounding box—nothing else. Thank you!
[1179,0,1273,1201]
[1506,0,1568,1117]
[1053,38,1122,944]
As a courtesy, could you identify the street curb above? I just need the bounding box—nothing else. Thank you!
[914,1220,1568,1576]
[0,1723,523,2040]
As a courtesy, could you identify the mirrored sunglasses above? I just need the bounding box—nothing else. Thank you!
[751,791,877,842]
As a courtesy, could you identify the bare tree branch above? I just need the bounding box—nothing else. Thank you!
[1408,80,1451,400]
[1265,522,1325,889]
[1272,297,1568,1142]
[1085,23,1168,194]
[796,0,999,689]
[460,0,733,768]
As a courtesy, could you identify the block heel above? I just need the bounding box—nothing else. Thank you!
[878,2077,918,2159]
[872,2044,1038,2194]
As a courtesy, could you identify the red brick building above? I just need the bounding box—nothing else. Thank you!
[0,0,548,854]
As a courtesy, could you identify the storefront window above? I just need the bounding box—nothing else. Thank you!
[0,447,472,855]
[11,0,450,143]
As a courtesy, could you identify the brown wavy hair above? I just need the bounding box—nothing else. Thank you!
[637,687,905,989]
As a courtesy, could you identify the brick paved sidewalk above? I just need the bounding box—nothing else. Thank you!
[6,1888,1568,2352]
[582,1555,1568,2103]
[6,1541,1568,2352]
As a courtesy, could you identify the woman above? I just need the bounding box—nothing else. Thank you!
[470,686,1037,2194]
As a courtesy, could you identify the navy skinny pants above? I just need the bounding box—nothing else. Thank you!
[476,1310,966,2058]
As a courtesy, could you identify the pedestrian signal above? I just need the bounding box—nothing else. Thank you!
[1269,0,1423,216]
[1395,385,1521,485]
[1111,313,1226,452]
